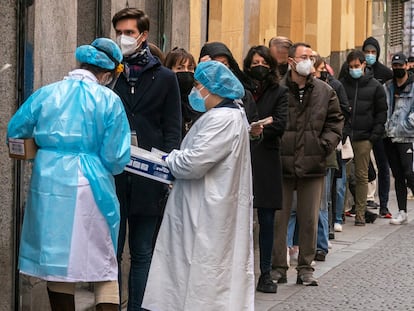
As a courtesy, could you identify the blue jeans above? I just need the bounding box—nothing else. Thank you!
[335,160,347,224]
[287,192,298,248]
[257,208,276,274]
[118,214,159,311]
[317,169,334,253]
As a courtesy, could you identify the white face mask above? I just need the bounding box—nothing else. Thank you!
[116,34,143,57]
[294,59,313,76]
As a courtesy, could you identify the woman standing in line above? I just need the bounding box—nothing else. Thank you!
[243,45,289,293]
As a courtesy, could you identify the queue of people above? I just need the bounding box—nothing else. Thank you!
[6,6,414,311]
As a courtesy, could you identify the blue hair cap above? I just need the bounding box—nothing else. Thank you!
[194,61,245,99]
[75,38,122,70]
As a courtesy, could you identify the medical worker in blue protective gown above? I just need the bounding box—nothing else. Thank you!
[7,38,130,311]
[142,61,254,311]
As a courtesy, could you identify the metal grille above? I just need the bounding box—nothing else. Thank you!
[389,0,404,47]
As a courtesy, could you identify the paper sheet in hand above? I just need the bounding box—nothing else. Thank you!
[124,145,174,184]
[250,116,273,127]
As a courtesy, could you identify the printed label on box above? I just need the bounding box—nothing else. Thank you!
[8,139,25,156]
[125,154,174,184]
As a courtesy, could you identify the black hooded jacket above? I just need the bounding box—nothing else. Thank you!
[338,37,393,84]
[199,42,258,122]
[339,68,387,142]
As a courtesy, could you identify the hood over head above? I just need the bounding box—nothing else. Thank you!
[362,37,381,60]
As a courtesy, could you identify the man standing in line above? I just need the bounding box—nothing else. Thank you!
[339,37,393,218]
[269,36,293,77]
[112,7,182,311]
[272,42,343,286]
[339,50,387,226]
[383,53,414,225]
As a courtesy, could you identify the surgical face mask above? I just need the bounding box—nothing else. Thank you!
[117,34,143,56]
[365,54,376,66]
[176,72,194,96]
[249,65,270,81]
[349,68,363,79]
[393,68,406,79]
[188,86,209,112]
[294,59,313,76]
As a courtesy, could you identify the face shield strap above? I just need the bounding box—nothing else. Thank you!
[93,45,124,74]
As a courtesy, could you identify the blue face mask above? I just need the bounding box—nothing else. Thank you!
[349,68,363,79]
[365,54,376,65]
[188,86,209,113]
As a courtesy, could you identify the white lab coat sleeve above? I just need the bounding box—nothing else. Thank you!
[166,114,236,179]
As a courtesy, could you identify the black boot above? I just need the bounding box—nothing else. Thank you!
[256,272,277,293]
[47,288,75,311]
[365,210,378,223]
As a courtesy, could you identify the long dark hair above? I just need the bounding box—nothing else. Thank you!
[243,45,279,86]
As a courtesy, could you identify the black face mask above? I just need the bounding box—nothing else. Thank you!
[249,65,270,81]
[318,71,328,81]
[176,72,194,96]
[278,63,289,76]
[393,68,406,79]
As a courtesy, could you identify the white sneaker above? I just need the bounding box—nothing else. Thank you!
[287,248,290,267]
[390,210,407,225]
[334,223,343,232]
[328,241,332,249]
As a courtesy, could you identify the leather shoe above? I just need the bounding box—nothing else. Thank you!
[314,250,326,261]
[256,272,277,293]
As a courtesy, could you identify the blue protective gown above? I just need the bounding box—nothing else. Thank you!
[7,69,130,281]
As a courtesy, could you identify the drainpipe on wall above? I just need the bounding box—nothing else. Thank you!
[96,0,103,38]
[14,0,28,309]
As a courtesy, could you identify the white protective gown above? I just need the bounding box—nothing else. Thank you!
[7,69,130,282]
[142,101,254,311]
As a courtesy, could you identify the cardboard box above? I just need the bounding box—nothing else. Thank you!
[124,145,174,184]
[8,138,38,160]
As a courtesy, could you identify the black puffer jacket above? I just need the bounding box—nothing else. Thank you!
[340,68,387,142]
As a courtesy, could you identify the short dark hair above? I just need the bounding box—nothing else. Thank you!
[112,8,150,33]
[164,47,196,70]
[288,42,311,58]
[346,50,366,65]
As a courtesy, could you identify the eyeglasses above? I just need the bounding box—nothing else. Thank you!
[293,56,315,63]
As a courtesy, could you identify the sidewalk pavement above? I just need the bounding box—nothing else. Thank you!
[76,190,414,310]
[255,191,414,311]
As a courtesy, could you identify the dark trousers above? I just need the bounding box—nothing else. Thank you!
[372,139,390,208]
[384,138,414,212]
[257,208,276,274]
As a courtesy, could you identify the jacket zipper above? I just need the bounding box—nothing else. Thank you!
[350,81,359,140]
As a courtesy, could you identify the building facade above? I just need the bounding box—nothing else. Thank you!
[1,0,411,309]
